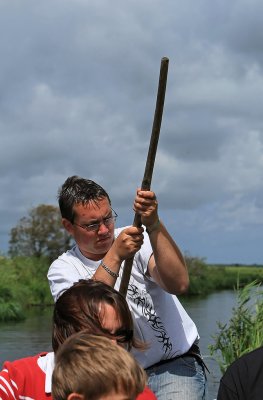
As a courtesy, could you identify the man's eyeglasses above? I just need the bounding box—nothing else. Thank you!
[74,209,118,232]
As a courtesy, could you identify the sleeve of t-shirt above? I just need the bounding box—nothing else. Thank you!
[0,362,21,400]
[47,257,86,301]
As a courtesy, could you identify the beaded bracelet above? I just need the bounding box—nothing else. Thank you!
[100,260,119,279]
[146,219,160,234]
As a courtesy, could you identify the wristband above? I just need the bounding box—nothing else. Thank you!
[100,260,119,278]
[146,219,160,234]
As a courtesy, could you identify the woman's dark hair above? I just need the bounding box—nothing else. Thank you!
[58,175,111,222]
[52,279,145,352]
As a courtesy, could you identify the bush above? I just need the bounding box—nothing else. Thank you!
[185,255,211,295]
[185,255,231,295]
[0,255,53,321]
[10,256,53,306]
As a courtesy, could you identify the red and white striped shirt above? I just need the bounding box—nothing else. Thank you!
[0,352,51,400]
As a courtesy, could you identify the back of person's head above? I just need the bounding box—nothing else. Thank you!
[58,175,110,222]
[52,331,147,400]
[52,279,142,353]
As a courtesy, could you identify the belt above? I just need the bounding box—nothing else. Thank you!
[146,342,210,373]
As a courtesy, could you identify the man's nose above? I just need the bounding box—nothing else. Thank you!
[97,221,109,234]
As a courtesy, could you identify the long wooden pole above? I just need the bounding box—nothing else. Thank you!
[119,57,169,297]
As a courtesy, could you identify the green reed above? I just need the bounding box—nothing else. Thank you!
[209,280,263,373]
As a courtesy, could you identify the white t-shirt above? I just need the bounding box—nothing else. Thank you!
[48,227,199,368]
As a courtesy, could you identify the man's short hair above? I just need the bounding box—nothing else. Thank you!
[58,175,110,222]
[52,331,147,400]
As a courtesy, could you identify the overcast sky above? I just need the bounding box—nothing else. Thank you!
[1,0,262,264]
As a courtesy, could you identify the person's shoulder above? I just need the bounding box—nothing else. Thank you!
[3,352,48,369]
[49,245,80,269]
[243,345,263,358]
[229,346,263,370]
[1,353,46,384]
[221,346,263,386]
[239,346,263,368]
[56,244,78,260]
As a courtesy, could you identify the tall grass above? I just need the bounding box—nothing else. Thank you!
[0,301,25,322]
[209,280,263,373]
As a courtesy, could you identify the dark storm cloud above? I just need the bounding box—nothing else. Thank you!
[0,0,262,262]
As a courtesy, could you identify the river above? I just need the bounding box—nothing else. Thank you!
[0,290,238,400]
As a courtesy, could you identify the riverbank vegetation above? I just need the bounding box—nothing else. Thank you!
[186,255,263,295]
[0,255,53,321]
[209,280,263,373]
[1,253,262,321]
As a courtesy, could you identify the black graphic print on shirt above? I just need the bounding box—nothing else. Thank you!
[128,283,177,358]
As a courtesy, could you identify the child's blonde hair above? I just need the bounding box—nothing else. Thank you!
[52,330,147,400]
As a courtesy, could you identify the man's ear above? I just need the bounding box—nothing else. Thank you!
[67,393,84,400]
[62,218,74,235]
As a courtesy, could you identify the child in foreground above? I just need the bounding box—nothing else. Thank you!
[52,331,148,400]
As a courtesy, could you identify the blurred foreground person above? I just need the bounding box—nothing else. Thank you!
[52,331,147,400]
[0,280,155,400]
[217,346,263,400]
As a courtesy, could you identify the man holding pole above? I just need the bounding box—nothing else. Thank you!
[48,175,207,400]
